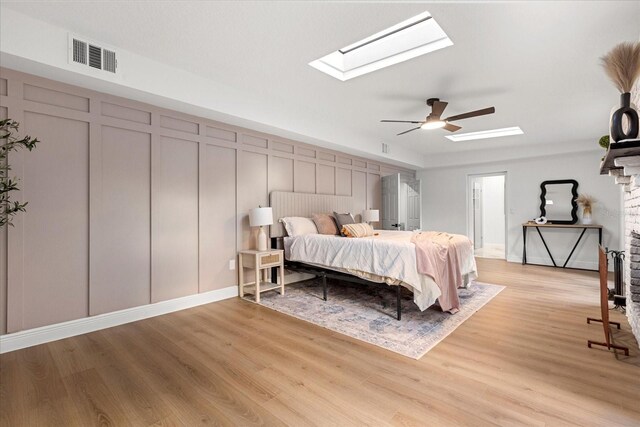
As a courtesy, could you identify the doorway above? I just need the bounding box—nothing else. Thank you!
[381,173,421,231]
[468,173,506,259]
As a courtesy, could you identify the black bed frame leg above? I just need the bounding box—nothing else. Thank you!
[270,237,278,284]
[322,274,327,301]
[397,286,402,321]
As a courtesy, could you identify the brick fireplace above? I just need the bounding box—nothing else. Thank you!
[606,80,640,346]
[629,232,640,305]
[623,176,640,344]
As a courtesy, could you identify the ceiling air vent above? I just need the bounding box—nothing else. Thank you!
[88,44,102,69]
[69,35,118,74]
[102,49,117,73]
[72,39,87,65]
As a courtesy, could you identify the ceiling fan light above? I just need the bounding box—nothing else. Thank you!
[421,120,446,130]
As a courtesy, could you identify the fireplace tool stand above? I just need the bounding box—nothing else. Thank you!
[586,247,630,356]
[606,249,626,310]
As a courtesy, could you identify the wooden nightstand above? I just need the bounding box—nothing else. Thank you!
[238,249,285,302]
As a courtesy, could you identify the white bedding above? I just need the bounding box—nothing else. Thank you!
[284,230,477,311]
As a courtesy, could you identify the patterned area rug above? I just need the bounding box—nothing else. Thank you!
[256,279,504,359]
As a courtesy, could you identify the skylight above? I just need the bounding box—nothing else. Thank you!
[309,11,452,81]
[445,127,524,142]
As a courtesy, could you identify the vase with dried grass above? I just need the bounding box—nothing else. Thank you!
[576,194,595,225]
[601,42,640,142]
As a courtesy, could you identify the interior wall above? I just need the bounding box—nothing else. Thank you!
[0,68,414,334]
[417,151,622,270]
[481,175,505,246]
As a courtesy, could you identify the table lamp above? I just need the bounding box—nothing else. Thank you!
[363,209,379,225]
[249,206,273,251]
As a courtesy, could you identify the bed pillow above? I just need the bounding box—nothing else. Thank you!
[311,213,339,235]
[280,217,318,237]
[342,222,376,238]
[333,212,355,236]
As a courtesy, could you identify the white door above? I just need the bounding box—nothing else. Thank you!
[406,179,421,231]
[381,174,399,230]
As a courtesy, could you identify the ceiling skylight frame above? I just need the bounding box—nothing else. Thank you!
[309,11,453,81]
[445,127,524,142]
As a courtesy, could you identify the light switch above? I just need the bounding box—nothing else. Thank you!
[229,259,235,270]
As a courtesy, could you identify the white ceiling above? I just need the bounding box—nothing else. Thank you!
[2,0,639,169]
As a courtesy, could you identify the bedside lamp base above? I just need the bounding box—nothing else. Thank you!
[257,226,268,251]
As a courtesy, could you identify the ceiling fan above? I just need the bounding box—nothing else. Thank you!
[381,98,495,136]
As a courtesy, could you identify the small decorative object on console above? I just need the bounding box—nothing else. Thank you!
[534,216,547,225]
[576,194,595,225]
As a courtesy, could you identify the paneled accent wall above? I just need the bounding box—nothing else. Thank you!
[0,68,414,334]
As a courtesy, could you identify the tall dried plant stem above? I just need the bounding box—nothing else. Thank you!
[601,42,640,94]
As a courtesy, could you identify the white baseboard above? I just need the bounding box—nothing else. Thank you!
[0,285,238,354]
[506,255,598,271]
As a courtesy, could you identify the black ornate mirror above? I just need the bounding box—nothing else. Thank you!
[540,179,578,224]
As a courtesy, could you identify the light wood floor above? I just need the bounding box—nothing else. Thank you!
[1,259,639,426]
[474,243,506,259]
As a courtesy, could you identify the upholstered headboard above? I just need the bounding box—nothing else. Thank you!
[269,191,355,238]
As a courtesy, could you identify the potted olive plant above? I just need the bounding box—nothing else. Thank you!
[1,119,39,227]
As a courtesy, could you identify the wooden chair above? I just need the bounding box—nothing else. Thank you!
[587,246,629,355]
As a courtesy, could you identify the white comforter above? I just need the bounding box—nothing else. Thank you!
[285,230,476,311]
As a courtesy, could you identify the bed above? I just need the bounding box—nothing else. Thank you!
[269,191,477,319]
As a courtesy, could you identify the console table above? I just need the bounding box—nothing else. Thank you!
[522,223,603,271]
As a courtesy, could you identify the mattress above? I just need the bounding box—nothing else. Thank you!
[284,230,477,311]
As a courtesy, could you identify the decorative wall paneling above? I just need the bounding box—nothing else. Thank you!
[90,125,151,315]
[0,102,6,335]
[0,68,414,333]
[152,135,199,303]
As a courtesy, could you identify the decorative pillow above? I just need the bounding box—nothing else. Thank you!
[333,212,355,236]
[280,217,318,237]
[342,222,376,238]
[312,213,339,235]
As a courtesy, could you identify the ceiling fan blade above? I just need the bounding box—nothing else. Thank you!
[444,107,495,122]
[443,122,462,132]
[397,127,421,136]
[381,120,423,124]
[431,100,448,117]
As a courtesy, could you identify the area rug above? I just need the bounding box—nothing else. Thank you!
[256,279,505,359]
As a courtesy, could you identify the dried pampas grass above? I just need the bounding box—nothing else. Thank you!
[601,42,640,93]
[576,194,596,215]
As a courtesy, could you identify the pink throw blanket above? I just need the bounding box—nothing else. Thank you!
[411,231,474,313]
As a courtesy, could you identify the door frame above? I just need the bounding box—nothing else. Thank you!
[466,172,508,258]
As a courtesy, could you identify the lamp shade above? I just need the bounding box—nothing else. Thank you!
[249,207,273,227]
[363,209,379,223]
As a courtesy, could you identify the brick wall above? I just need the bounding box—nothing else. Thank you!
[624,188,640,341]
[623,79,640,344]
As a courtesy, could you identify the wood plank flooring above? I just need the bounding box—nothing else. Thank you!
[1,258,639,426]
